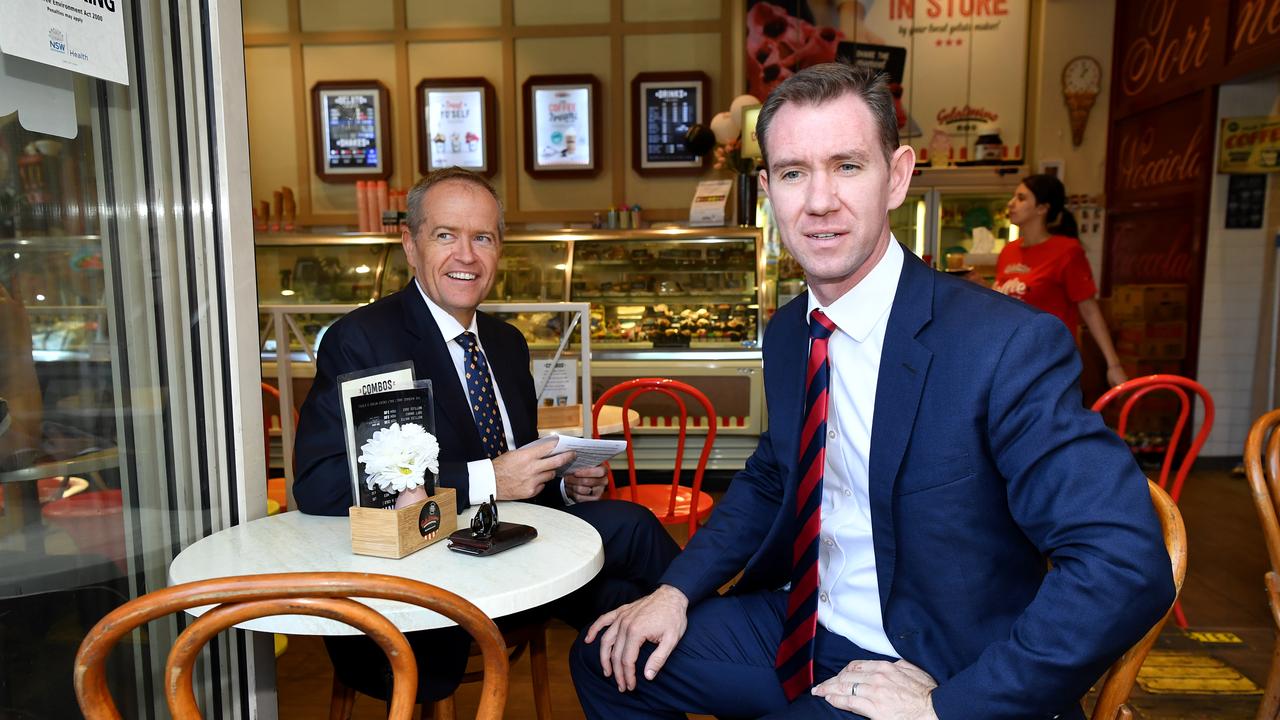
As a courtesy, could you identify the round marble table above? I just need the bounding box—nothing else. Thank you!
[168,501,603,635]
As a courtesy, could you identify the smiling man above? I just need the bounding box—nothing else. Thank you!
[293,167,679,706]
[570,64,1173,720]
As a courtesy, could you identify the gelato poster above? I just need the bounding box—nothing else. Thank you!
[319,89,383,172]
[746,0,1029,165]
[424,88,487,172]
[533,85,592,169]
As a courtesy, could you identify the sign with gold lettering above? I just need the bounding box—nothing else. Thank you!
[1108,91,1212,207]
[1218,116,1280,173]
[1112,0,1223,119]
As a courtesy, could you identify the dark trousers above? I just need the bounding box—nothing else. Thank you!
[569,590,896,719]
[326,499,681,703]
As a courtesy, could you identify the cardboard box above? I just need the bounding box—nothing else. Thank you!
[1116,321,1187,345]
[1110,284,1188,323]
[1116,335,1187,359]
[1118,358,1184,379]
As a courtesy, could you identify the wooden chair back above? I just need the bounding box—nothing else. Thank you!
[1089,480,1187,720]
[593,377,717,538]
[74,572,508,720]
[1243,408,1280,720]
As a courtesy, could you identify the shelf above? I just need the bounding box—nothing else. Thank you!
[0,235,102,250]
[573,261,754,272]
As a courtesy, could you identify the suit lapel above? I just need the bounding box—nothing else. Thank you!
[400,286,485,459]
[773,297,810,484]
[869,252,934,612]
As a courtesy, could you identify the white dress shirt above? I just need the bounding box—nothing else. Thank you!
[414,280,570,506]
[806,239,903,658]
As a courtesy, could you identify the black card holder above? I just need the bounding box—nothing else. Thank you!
[447,521,537,556]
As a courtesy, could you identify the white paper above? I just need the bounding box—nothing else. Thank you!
[524,434,627,474]
[0,0,129,86]
[689,178,732,227]
[533,359,577,406]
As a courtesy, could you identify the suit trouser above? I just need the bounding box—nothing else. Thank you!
[326,499,682,703]
[570,590,895,720]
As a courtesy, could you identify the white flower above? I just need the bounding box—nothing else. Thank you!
[357,422,440,494]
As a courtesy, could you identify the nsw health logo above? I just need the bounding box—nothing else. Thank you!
[48,28,67,54]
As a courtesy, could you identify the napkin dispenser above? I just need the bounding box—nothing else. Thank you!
[349,487,457,559]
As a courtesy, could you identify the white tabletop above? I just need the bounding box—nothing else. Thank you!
[169,501,604,635]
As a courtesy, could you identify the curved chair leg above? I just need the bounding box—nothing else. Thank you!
[1257,635,1280,720]
[329,676,356,720]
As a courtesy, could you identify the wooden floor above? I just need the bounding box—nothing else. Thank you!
[276,464,1279,719]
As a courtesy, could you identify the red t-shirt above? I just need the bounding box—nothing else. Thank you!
[993,235,1097,330]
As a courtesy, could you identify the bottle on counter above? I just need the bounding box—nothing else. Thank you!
[607,205,619,229]
[619,205,631,229]
[630,205,642,229]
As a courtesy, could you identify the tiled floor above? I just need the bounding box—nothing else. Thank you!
[276,464,1278,718]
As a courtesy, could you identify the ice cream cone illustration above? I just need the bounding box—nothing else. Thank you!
[1062,56,1102,148]
[1065,92,1097,146]
[465,131,479,152]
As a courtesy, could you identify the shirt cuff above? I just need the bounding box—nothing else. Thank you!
[467,459,497,505]
[560,477,573,505]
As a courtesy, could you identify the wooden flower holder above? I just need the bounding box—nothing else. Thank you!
[349,487,457,559]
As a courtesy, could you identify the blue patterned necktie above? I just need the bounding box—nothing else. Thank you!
[455,331,509,459]
[776,308,836,700]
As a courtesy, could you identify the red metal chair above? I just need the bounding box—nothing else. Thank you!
[592,378,716,539]
[1090,373,1213,629]
[261,382,297,512]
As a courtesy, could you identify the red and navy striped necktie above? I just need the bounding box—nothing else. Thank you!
[776,308,836,700]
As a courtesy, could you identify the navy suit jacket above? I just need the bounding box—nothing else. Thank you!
[293,285,564,515]
[660,250,1174,719]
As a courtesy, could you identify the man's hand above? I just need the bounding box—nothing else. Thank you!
[491,442,571,500]
[811,659,938,719]
[583,584,689,692]
[564,464,608,502]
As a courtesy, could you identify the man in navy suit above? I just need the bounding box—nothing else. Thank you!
[293,167,679,703]
[570,64,1174,719]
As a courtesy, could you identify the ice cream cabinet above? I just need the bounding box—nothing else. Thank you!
[906,170,1022,283]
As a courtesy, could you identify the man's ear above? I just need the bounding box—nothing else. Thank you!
[886,144,916,211]
[758,167,770,202]
[400,228,417,272]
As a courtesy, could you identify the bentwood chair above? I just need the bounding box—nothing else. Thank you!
[1088,480,1187,720]
[73,572,508,720]
[1091,374,1213,628]
[1243,409,1280,719]
[592,378,717,539]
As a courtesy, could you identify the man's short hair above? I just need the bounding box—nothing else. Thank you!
[405,167,505,239]
[755,63,899,170]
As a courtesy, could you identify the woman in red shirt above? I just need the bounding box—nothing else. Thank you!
[995,174,1128,387]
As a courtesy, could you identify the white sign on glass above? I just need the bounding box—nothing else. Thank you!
[0,0,129,85]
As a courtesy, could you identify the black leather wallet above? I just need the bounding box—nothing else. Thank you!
[447,521,537,556]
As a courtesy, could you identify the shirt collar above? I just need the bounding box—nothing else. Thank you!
[414,277,478,342]
[806,237,903,342]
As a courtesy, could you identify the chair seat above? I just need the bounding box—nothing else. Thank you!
[611,485,714,524]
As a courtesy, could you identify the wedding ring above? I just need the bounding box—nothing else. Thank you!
[851,682,860,697]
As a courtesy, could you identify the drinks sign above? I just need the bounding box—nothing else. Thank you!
[632,71,710,175]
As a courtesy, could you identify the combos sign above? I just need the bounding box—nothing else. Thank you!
[1219,116,1280,173]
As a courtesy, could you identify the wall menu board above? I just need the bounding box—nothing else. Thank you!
[311,80,392,182]
[523,74,600,179]
[632,71,710,176]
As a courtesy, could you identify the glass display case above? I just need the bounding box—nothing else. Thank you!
[0,235,109,362]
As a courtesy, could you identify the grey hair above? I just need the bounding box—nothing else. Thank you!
[405,167,505,239]
[755,63,899,170]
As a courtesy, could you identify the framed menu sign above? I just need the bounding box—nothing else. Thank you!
[522,74,600,179]
[417,77,497,177]
[632,71,710,176]
[312,80,392,182]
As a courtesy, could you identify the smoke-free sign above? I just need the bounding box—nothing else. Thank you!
[0,0,129,85]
